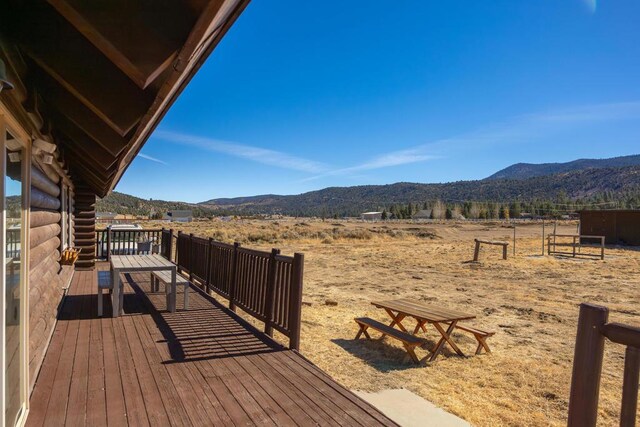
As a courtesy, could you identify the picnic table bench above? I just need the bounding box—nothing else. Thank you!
[451,323,494,354]
[355,317,427,363]
[368,298,494,361]
[150,270,191,310]
[474,239,509,261]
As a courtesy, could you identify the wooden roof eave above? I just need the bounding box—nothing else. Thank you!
[106,0,251,198]
[0,0,250,196]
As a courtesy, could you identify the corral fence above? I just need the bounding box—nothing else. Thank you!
[568,303,640,427]
[98,227,304,350]
[546,234,605,260]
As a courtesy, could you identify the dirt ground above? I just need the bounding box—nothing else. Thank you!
[146,218,640,426]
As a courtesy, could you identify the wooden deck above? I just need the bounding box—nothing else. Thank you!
[27,264,396,426]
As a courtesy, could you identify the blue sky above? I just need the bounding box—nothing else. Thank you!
[116,0,640,203]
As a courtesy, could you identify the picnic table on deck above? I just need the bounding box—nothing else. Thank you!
[110,254,177,317]
[372,298,476,361]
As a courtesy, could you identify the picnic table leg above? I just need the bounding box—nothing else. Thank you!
[112,269,120,317]
[503,244,508,260]
[403,344,421,364]
[169,267,178,313]
[475,335,491,354]
[355,324,371,340]
[473,240,480,261]
[380,309,408,339]
[413,320,428,336]
[430,321,465,361]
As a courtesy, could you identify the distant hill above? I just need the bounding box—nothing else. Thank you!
[96,192,215,217]
[199,165,640,216]
[486,154,640,180]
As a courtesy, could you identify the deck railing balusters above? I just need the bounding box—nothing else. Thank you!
[96,227,304,350]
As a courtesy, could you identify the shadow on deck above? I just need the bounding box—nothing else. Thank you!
[27,264,396,426]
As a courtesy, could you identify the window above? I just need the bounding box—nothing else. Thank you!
[0,116,28,427]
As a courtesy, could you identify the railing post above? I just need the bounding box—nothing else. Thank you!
[568,303,608,427]
[264,248,280,337]
[176,231,183,272]
[229,242,240,312]
[205,238,213,294]
[168,229,174,262]
[188,233,194,282]
[288,253,304,351]
[621,346,640,427]
[107,227,112,262]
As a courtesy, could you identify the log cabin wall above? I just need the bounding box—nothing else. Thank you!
[28,161,75,390]
[73,185,96,270]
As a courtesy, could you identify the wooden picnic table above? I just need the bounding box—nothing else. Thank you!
[372,298,476,361]
[110,254,177,317]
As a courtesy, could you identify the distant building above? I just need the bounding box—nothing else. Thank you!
[579,210,640,245]
[164,210,193,222]
[360,211,383,221]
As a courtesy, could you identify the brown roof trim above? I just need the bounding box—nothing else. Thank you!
[107,0,251,197]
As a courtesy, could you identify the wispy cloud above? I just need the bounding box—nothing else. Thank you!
[303,149,438,182]
[155,130,328,173]
[138,153,168,165]
[523,101,640,124]
[156,101,640,183]
[304,100,640,181]
[582,0,596,14]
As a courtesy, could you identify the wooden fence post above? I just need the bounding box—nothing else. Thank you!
[473,239,480,262]
[107,227,112,262]
[264,248,280,337]
[542,220,545,256]
[188,233,194,282]
[205,238,213,294]
[567,303,609,427]
[176,231,183,272]
[621,346,640,427]
[168,229,174,262]
[288,253,304,351]
[229,242,240,312]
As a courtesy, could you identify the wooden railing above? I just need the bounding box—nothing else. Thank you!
[6,228,20,259]
[95,229,163,259]
[160,228,304,350]
[568,303,640,427]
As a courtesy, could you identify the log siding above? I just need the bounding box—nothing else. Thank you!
[28,162,75,391]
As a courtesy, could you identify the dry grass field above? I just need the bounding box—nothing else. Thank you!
[146,218,639,426]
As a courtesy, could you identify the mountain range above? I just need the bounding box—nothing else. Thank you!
[98,154,640,217]
[486,154,640,180]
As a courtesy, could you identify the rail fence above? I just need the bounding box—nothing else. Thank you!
[568,303,640,427]
[97,228,304,350]
[546,234,605,260]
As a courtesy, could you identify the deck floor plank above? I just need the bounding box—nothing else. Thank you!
[64,272,93,427]
[85,314,107,427]
[40,272,85,427]
[101,317,128,427]
[27,264,397,427]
